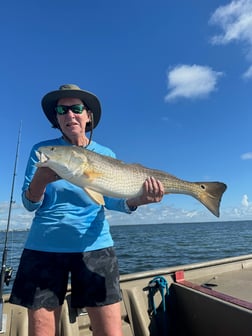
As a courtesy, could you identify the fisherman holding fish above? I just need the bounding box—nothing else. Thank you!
[10,84,165,336]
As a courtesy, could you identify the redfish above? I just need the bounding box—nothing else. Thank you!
[36,146,227,217]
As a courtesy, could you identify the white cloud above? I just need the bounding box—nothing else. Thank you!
[242,65,252,78]
[209,0,252,76]
[210,0,252,45]
[165,64,223,102]
[241,152,252,159]
[0,202,33,231]
[241,194,249,206]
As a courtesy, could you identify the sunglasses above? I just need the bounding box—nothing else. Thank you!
[55,104,87,115]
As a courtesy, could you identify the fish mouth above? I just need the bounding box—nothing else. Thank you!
[35,150,49,163]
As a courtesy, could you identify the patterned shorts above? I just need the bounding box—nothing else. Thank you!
[9,247,121,309]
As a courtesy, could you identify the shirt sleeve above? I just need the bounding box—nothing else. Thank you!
[21,144,43,211]
[104,197,137,214]
[22,190,43,211]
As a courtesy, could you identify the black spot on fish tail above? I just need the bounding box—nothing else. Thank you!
[195,182,227,217]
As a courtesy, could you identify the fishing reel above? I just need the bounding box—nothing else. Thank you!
[4,266,13,286]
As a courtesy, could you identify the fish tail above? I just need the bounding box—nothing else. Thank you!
[194,182,227,217]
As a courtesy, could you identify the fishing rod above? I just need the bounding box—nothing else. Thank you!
[0,122,22,332]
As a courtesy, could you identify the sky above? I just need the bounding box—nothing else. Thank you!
[1,0,252,230]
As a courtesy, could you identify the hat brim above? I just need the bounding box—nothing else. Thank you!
[41,89,101,132]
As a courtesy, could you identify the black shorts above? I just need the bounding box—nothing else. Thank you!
[9,247,121,309]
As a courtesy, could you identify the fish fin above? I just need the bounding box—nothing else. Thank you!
[84,188,105,205]
[84,169,103,181]
[195,182,227,217]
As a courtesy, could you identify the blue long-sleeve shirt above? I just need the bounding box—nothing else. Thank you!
[22,137,132,252]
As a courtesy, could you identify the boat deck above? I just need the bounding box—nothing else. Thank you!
[176,254,252,304]
[1,254,252,335]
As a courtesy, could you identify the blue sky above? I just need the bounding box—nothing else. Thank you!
[1,0,252,229]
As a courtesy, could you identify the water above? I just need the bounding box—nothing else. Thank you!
[1,220,252,293]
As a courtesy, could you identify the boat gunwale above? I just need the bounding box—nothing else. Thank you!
[120,253,252,282]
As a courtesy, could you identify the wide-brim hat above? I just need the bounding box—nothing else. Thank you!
[41,84,101,132]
